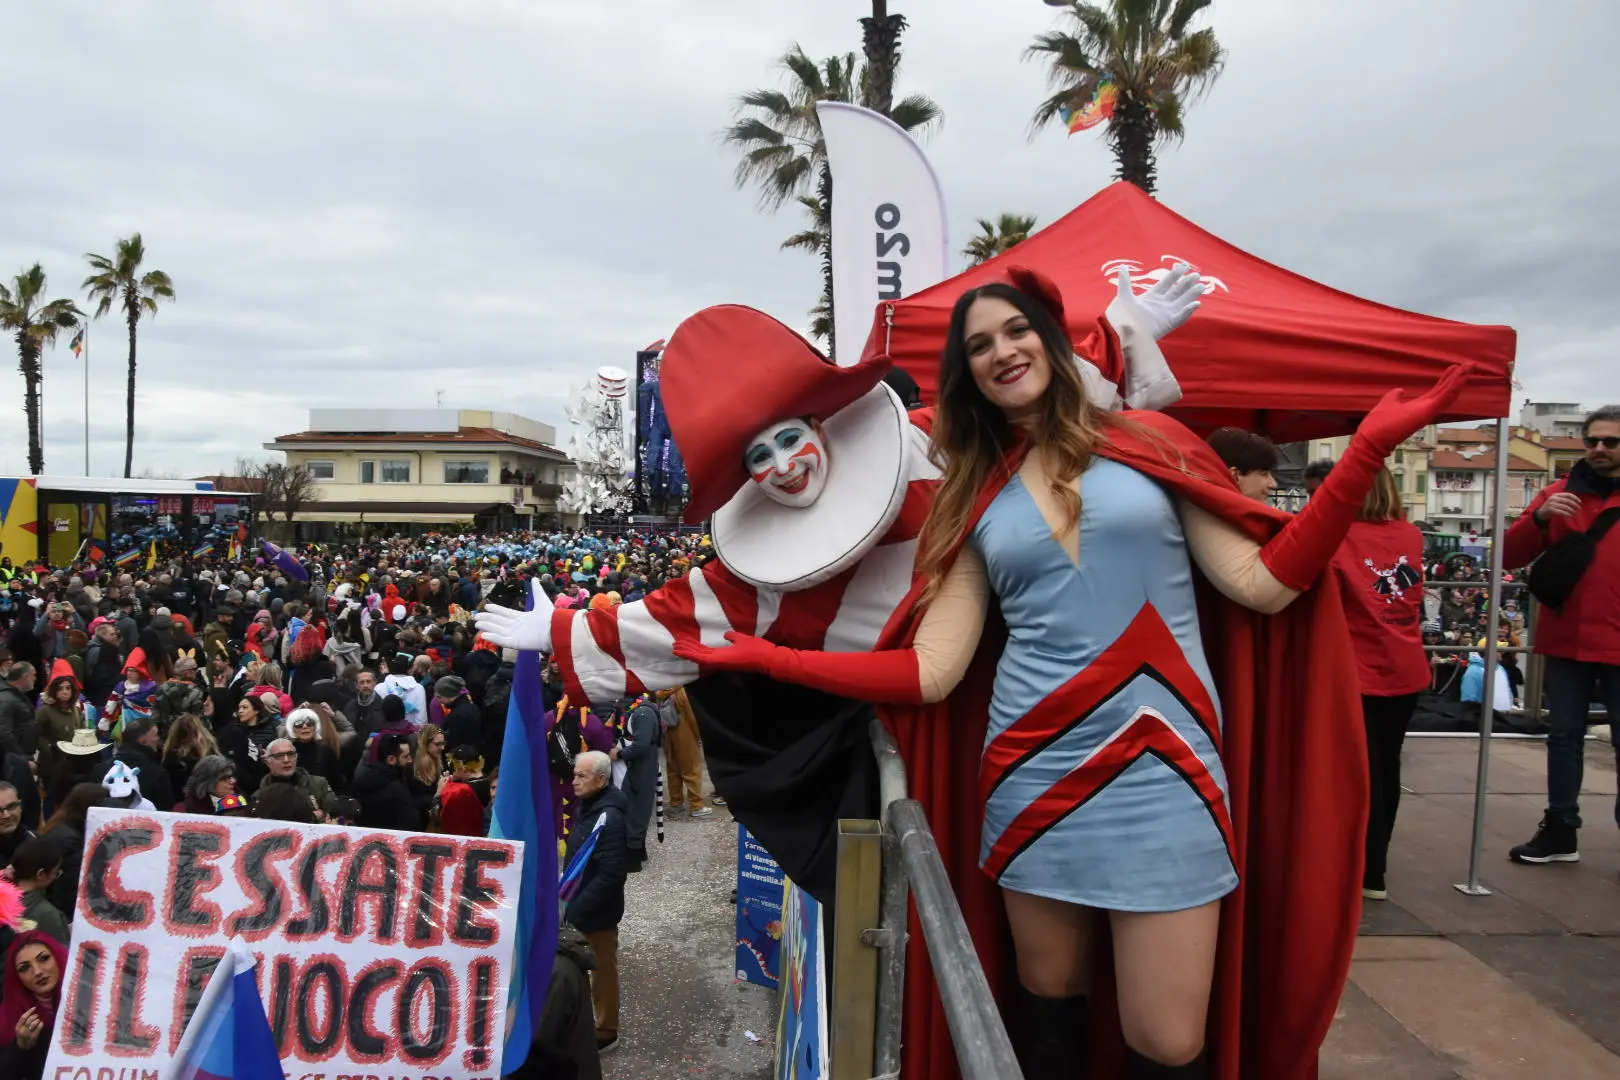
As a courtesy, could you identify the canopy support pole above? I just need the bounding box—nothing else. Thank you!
[1456,417,1510,897]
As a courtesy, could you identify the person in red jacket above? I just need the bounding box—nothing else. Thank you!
[1502,403,1620,864]
[437,744,488,837]
[1330,468,1430,901]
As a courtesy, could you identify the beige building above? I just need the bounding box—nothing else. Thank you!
[265,409,576,536]
[1304,426,1435,521]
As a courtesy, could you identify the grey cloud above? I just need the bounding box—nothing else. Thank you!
[2,0,1617,476]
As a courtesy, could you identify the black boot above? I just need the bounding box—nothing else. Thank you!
[1509,814,1579,864]
[1007,984,1088,1080]
[1126,1046,1207,1079]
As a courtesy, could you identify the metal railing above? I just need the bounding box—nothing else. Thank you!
[859,719,1023,1080]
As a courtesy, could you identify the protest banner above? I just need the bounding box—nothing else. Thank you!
[735,824,785,988]
[42,808,524,1080]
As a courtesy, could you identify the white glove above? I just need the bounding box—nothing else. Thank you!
[1116,263,1203,340]
[474,579,555,653]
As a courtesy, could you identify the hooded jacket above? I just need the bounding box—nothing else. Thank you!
[351,758,422,832]
[0,682,37,758]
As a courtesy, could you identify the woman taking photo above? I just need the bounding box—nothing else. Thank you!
[0,931,67,1080]
[1330,468,1431,902]
[679,272,1468,1079]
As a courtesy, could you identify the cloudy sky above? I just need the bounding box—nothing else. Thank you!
[1,0,1616,476]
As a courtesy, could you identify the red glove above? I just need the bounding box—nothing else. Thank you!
[673,631,926,704]
[1262,364,1474,591]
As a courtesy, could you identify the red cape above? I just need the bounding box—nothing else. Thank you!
[879,410,1366,1080]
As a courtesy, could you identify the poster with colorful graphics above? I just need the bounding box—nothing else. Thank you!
[775,880,827,1079]
[736,824,786,987]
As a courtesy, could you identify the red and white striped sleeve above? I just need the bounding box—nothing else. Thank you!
[548,560,770,708]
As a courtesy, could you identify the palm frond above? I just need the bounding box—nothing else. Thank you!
[1166,0,1213,38]
[1154,92,1185,139]
[889,93,944,137]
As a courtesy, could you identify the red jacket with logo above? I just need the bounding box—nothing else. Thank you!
[1332,519,1431,696]
[1504,467,1620,665]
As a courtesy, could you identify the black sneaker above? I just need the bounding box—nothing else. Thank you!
[597,1035,619,1054]
[1509,815,1580,864]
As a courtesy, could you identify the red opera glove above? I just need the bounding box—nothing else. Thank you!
[673,631,926,704]
[1262,364,1474,591]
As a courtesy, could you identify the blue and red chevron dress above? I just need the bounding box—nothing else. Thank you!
[971,456,1236,910]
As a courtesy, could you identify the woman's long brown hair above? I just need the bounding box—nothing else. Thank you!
[917,283,1115,600]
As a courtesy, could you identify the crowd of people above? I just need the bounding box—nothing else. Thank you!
[0,526,724,1079]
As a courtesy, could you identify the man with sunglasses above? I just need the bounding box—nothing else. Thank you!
[1504,404,1620,864]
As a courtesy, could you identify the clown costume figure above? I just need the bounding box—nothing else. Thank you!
[478,264,1203,903]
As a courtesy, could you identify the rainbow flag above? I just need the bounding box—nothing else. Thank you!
[114,548,140,567]
[486,594,557,1073]
[69,328,84,358]
[1061,75,1118,134]
[192,542,214,559]
[169,941,282,1080]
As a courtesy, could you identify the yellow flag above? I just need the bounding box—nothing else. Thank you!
[145,540,157,571]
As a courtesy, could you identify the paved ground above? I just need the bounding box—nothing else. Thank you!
[1321,732,1620,1078]
[606,786,776,1080]
[608,736,1620,1078]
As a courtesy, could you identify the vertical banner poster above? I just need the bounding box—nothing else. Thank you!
[775,881,828,1080]
[43,808,525,1080]
[816,101,950,366]
[736,824,786,988]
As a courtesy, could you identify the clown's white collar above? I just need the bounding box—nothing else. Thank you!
[711,383,910,593]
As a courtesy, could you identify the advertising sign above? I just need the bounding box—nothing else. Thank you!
[735,825,786,988]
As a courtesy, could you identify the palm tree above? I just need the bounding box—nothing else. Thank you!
[1028,0,1225,194]
[862,2,908,116]
[781,195,833,341]
[724,46,941,351]
[83,234,175,478]
[963,214,1040,265]
[0,265,82,475]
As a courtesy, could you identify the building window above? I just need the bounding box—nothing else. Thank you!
[359,461,375,484]
[305,461,335,481]
[1414,472,1426,494]
[1396,472,1407,493]
[443,460,490,484]
[1394,449,1404,465]
[382,459,411,483]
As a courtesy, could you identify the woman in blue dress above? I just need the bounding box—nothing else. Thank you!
[680,273,1467,1078]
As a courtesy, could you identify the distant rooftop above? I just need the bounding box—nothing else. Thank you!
[268,408,566,458]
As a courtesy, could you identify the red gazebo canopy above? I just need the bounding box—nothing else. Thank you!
[860,182,1516,441]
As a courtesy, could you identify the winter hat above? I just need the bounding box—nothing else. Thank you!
[434,675,466,700]
[47,658,81,692]
[254,609,273,623]
[122,648,151,680]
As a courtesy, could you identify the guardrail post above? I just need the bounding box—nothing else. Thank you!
[832,819,883,1080]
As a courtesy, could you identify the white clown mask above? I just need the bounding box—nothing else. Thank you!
[744,419,829,509]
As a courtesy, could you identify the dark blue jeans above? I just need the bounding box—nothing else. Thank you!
[1543,655,1620,829]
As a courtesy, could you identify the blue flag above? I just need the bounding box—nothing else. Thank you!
[171,942,282,1080]
[487,626,558,1072]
